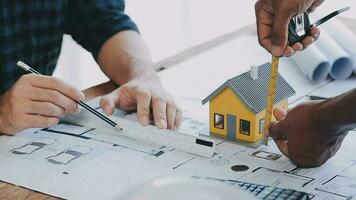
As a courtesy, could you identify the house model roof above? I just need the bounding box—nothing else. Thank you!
[202,62,296,113]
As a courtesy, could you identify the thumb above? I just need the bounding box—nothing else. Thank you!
[271,11,292,56]
[273,107,287,120]
[268,121,290,157]
[100,90,120,116]
[265,107,287,137]
[267,121,286,139]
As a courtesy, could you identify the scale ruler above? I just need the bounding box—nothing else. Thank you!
[114,118,216,158]
[263,56,280,145]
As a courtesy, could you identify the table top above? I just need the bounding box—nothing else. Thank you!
[1,17,355,199]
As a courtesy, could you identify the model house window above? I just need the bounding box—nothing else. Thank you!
[240,119,250,135]
[214,113,224,129]
[259,118,265,134]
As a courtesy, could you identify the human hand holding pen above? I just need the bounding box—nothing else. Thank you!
[0,74,85,135]
[255,0,324,56]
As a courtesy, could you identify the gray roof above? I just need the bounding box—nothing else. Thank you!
[202,62,295,113]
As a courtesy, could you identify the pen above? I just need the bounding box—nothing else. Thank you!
[16,61,122,130]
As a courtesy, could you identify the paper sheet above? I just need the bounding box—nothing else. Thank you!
[1,102,356,199]
[322,18,356,73]
[288,17,356,83]
[309,77,356,99]
[1,21,356,199]
[315,29,354,80]
[289,45,331,84]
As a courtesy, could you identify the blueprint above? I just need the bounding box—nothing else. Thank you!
[0,101,356,200]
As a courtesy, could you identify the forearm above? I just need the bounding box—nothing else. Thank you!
[315,88,356,131]
[97,30,157,85]
[0,95,5,133]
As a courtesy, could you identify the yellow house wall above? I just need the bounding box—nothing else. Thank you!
[209,87,257,142]
[209,86,290,143]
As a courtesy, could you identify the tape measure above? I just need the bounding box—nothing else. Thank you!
[288,7,350,44]
[263,56,279,145]
[262,7,350,145]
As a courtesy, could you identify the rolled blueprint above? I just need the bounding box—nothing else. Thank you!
[322,18,356,73]
[315,29,354,80]
[290,45,331,84]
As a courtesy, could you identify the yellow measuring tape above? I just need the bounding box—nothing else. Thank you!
[263,55,280,145]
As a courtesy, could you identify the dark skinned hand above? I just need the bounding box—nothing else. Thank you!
[255,0,325,56]
[267,101,348,168]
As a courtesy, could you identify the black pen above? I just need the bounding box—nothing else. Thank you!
[16,61,122,130]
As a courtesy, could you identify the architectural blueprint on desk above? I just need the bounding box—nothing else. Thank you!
[0,104,356,200]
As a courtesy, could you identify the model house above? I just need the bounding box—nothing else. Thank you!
[202,63,295,143]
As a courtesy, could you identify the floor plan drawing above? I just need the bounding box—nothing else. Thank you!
[10,138,57,155]
[0,108,356,200]
[315,175,356,198]
[46,145,93,165]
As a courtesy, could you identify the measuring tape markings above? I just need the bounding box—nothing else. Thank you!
[263,56,280,145]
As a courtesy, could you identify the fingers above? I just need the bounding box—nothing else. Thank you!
[272,138,289,157]
[27,102,65,118]
[255,0,321,57]
[291,43,303,52]
[100,79,182,130]
[255,1,274,54]
[268,121,286,139]
[135,88,151,126]
[23,115,60,129]
[268,118,289,157]
[282,46,295,57]
[268,107,288,137]
[166,96,182,130]
[270,8,293,56]
[174,108,183,130]
[100,92,119,116]
[309,27,320,40]
[26,75,85,101]
[166,104,176,130]
[273,107,287,120]
[151,95,167,129]
[30,88,80,114]
[300,36,314,49]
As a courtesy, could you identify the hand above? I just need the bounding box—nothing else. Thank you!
[255,0,324,56]
[100,73,182,130]
[0,74,85,135]
[267,101,348,168]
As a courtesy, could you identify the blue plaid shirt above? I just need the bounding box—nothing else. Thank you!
[0,0,138,95]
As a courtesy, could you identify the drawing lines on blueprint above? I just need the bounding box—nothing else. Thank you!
[239,167,315,188]
[46,145,92,165]
[315,175,356,199]
[9,137,92,166]
[10,138,56,155]
[43,123,174,158]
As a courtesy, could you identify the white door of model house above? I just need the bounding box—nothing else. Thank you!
[227,114,237,140]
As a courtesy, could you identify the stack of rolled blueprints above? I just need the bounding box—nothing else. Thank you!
[289,18,356,84]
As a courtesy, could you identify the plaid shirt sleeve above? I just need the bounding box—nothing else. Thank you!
[65,0,139,59]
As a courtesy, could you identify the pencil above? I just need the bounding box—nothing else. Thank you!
[16,61,122,130]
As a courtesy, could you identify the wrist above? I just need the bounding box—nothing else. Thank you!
[128,58,157,80]
[314,89,356,131]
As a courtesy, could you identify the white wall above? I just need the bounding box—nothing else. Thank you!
[54,0,355,90]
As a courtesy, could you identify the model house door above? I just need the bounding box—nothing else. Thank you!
[227,114,237,140]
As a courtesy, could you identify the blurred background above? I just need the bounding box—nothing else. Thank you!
[53,0,356,90]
